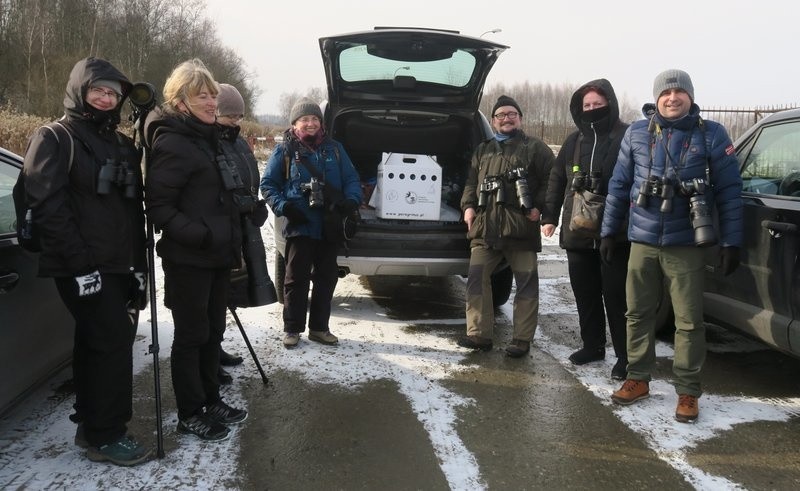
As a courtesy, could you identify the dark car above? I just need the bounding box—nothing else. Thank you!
[271,27,514,306]
[0,146,73,415]
[657,109,800,357]
[702,108,800,356]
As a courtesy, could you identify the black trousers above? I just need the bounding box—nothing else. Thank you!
[566,244,630,360]
[55,273,136,447]
[162,260,230,420]
[283,236,339,333]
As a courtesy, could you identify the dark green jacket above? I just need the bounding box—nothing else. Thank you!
[461,130,554,250]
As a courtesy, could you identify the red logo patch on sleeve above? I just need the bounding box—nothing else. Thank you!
[724,144,735,155]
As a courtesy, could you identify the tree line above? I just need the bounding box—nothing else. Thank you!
[0,0,259,118]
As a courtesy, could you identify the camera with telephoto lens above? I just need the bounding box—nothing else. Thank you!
[507,167,534,210]
[97,158,136,198]
[679,177,716,247]
[300,177,325,208]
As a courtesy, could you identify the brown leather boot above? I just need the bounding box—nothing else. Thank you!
[675,394,699,423]
[611,379,650,405]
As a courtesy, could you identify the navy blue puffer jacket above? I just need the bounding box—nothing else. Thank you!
[602,104,742,248]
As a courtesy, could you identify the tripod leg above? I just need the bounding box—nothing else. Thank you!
[229,307,269,385]
[146,225,165,458]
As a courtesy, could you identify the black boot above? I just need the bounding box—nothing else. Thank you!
[568,346,605,365]
[218,366,233,385]
[220,347,243,366]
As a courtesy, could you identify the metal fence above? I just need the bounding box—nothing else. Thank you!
[528,105,798,146]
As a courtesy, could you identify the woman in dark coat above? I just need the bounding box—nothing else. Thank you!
[541,78,630,380]
[145,59,246,442]
[22,57,150,465]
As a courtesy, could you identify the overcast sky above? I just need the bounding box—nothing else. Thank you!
[203,0,798,116]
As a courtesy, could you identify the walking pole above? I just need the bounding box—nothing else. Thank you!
[129,83,164,458]
[229,307,269,385]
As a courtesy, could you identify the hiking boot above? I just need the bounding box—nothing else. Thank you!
[675,394,699,423]
[505,339,530,358]
[218,366,233,385]
[568,347,605,365]
[308,330,339,345]
[611,379,650,405]
[611,359,628,381]
[206,400,248,425]
[86,435,152,466]
[283,332,300,348]
[220,348,243,366]
[456,335,493,352]
[74,423,88,449]
[177,413,231,442]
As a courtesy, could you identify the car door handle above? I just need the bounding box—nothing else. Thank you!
[0,271,21,292]
[761,220,797,237]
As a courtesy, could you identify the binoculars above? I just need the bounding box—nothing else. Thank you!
[216,154,244,192]
[97,158,136,198]
[571,169,602,194]
[478,168,534,211]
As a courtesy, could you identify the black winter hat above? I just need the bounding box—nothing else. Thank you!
[492,95,522,117]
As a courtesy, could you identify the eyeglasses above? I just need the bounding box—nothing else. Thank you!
[220,114,244,124]
[493,111,519,120]
[88,87,120,101]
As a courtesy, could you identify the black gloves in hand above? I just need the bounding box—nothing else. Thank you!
[335,199,359,215]
[250,199,269,227]
[282,202,309,225]
[599,237,615,265]
[719,246,740,276]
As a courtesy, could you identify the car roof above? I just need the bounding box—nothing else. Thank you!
[319,27,508,112]
[735,108,800,147]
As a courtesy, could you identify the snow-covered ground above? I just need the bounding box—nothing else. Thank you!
[1,231,799,490]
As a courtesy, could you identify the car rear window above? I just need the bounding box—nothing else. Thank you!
[339,44,476,88]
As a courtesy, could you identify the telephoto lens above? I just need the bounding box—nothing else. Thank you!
[514,178,534,210]
[689,195,717,247]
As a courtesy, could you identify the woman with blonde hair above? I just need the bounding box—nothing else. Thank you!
[145,59,247,442]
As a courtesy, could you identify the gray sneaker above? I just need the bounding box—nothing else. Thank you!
[308,330,338,345]
[283,332,300,348]
[86,435,152,466]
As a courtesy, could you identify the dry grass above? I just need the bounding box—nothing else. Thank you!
[0,106,51,155]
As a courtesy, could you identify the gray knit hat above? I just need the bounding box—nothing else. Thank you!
[217,83,245,117]
[289,97,323,124]
[652,69,694,101]
[92,79,122,96]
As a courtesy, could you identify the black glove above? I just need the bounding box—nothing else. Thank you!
[335,199,359,215]
[282,202,309,225]
[719,246,740,276]
[599,237,615,265]
[250,199,269,227]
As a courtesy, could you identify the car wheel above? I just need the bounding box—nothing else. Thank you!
[274,252,286,304]
[491,265,513,308]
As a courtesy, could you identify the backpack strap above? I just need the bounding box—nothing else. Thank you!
[42,121,75,172]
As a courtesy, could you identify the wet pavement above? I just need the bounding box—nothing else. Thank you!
[1,234,800,490]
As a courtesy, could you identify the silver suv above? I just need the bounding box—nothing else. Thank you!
[271,27,513,306]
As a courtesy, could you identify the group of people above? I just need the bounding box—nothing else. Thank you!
[20,54,742,468]
[457,71,742,426]
[20,56,359,467]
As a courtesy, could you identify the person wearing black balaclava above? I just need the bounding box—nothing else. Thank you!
[21,57,150,465]
[541,79,630,380]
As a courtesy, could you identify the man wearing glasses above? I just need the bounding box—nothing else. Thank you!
[458,95,555,358]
